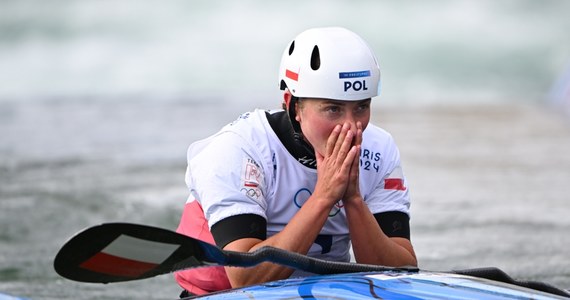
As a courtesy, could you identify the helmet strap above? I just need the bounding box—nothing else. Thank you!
[287,96,302,134]
[286,96,314,154]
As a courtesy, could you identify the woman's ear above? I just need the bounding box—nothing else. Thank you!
[283,90,292,110]
[294,99,302,122]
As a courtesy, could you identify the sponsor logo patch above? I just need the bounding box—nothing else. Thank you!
[338,70,371,79]
[340,70,371,93]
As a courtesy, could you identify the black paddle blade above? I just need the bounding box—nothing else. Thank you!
[55,222,418,284]
[54,223,228,283]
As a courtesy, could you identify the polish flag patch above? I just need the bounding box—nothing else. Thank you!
[384,166,407,191]
[79,234,180,277]
[286,69,299,81]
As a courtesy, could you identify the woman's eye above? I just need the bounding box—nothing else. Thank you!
[326,106,341,113]
[356,103,370,113]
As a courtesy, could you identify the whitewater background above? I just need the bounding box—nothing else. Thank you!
[1,1,569,299]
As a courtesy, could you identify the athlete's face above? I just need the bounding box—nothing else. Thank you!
[295,98,371,156]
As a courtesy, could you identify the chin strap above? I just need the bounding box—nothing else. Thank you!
[287,96,302,134]
[286,96,316,162]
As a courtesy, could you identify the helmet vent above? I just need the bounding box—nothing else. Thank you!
[310,45,320,70]
[288,41,295,55]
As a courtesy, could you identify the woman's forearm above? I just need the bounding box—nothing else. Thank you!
[223,194,334,287]
[344,198,417,267]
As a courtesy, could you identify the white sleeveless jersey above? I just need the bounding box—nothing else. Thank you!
[185,109,410,268]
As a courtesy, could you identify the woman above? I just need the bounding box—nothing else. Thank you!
[175,27,417,296]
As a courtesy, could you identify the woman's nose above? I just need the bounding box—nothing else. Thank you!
[343,114,358,133]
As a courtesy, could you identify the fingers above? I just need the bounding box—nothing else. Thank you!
[331,123,354,160]
[342,123,362,201]
[321,122,363,171]
[355,121,363,147]
[315,122,362,206]
[322,122,361,175]
[325,124,341,157]
[350,144,360,178]
[351,123,362,183]
[340,144,358,174]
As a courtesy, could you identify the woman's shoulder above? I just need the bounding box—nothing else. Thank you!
[220,109,275,137]
[187,109,278,166]
[362,123,396,148]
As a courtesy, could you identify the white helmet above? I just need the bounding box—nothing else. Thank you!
[279,27,381,101]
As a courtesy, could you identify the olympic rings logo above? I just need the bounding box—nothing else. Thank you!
[241,187,261,199]
[293,188,342,217]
